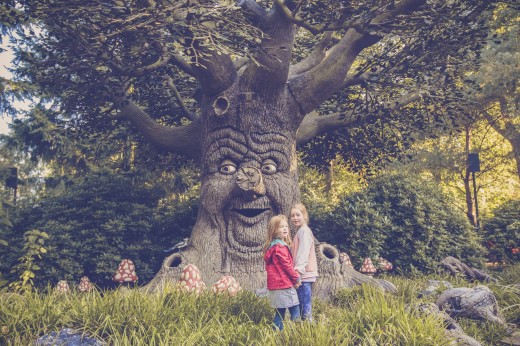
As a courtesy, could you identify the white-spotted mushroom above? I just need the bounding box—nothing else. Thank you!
[211,276,242,296]
[113,259,138,284]
[78,276,94,292]
[178,264,206,294]
[359,258,377,276]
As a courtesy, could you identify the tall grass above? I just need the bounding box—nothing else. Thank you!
[1,265,519,345]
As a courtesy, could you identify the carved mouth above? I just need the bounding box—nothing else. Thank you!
[232,208,270,218]
[225,197,274,250]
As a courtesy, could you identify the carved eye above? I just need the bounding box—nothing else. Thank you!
[219,160,237,175]
[261,160,277,175]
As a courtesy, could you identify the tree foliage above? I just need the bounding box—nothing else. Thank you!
[3,172,198,288]
[0,0,498,171]
[481,198,520,264]
[315,173,484,273]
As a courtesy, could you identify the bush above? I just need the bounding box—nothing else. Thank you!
[315,173,484,273]
[4,172,198,289]
[481,199,520,263]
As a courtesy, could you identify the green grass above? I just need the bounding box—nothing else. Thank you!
[1,265,519,345]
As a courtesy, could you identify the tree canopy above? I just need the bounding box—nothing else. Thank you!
[1,0,501,171]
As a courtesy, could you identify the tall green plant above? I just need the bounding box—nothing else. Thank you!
[315,173,484,273]
[9,230,49,292]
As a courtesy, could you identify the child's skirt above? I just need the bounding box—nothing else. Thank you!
[268,287,299,308]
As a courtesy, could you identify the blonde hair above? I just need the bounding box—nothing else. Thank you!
[263,214,291,254]
[291,203,309,224]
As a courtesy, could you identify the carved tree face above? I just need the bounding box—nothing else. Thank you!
[201,127,298,271]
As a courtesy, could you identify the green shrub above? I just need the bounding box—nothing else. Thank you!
[5,172,198,289]
[481,199,520,263]
[315,173,484,273]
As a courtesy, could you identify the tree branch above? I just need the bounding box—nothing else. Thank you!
[115,98,202,160]
[296,89,428,143]
[288,0,427,115]
[165,77,197,121]
[289,32,333,77]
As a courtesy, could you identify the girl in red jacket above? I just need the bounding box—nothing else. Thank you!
[263,214,302,331]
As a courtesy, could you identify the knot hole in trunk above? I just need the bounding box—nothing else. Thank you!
[319,243,339,260]
[164,253,183,268]
[213,96,230,116]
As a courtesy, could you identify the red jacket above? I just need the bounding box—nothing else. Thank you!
[264,240,301,290]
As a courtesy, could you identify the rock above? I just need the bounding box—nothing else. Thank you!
[436,285,505,326]
[500,331,520,346]
[416,303,482,346]
[418,279,453,298]
[35,328,105,346]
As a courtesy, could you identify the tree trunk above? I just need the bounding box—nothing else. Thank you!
[464,126,477,227]
[143,82,395,299]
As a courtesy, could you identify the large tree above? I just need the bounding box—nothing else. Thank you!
[4,0,497,297]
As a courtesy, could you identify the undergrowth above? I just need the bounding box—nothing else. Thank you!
[1,264,518,345]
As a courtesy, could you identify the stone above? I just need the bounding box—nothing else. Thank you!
[436,285,505,326]
[35,328,105,346]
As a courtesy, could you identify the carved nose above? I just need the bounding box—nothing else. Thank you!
[236,166,266,197]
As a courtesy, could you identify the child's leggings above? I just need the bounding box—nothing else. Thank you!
[297,282,313,321]
[273,305,300,331]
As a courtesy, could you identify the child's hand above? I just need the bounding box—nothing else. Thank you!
[294,281,301,289]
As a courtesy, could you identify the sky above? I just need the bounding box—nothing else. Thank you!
[1,40,19,135]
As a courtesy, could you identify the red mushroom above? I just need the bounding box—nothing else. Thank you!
[211,276,242,296]
[378,257,393,272]
[55,280,70,294]
[178,264,206,294]
[78,276,94,292]
[113,259,138,284]
[339,252,354,268]
[359,258,377,276]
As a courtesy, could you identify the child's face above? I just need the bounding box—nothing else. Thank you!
[276,220,289,239]
[290,208,306,228]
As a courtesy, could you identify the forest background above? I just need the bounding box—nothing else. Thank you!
[0,0,518,290]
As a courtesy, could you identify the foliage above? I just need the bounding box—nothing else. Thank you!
[3,171,198,289]
[3,264,520,345]
[0,283,449,345]
[8,229,48,293]
[0,0,495,173]
[481,199,520,263]
[315,172,484,273]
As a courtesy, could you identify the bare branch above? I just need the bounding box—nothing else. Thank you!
[115,98,202,160]
[289,0,427,115]
[165,77,197,121]
[289,32,333,77]
[237,0,269,23]
[296,89,428,143]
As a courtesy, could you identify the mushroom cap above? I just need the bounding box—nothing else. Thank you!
[211,276,242,296]
[56,280,70,293]
[78,276,94,292]
[378,258,393,271]
[359,258,377,274]
[339,252,354,268]
[178,264,206,294]
[113,259,138,283]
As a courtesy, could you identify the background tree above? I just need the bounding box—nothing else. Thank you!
[2,0,500,297]
[467,4,520,181]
